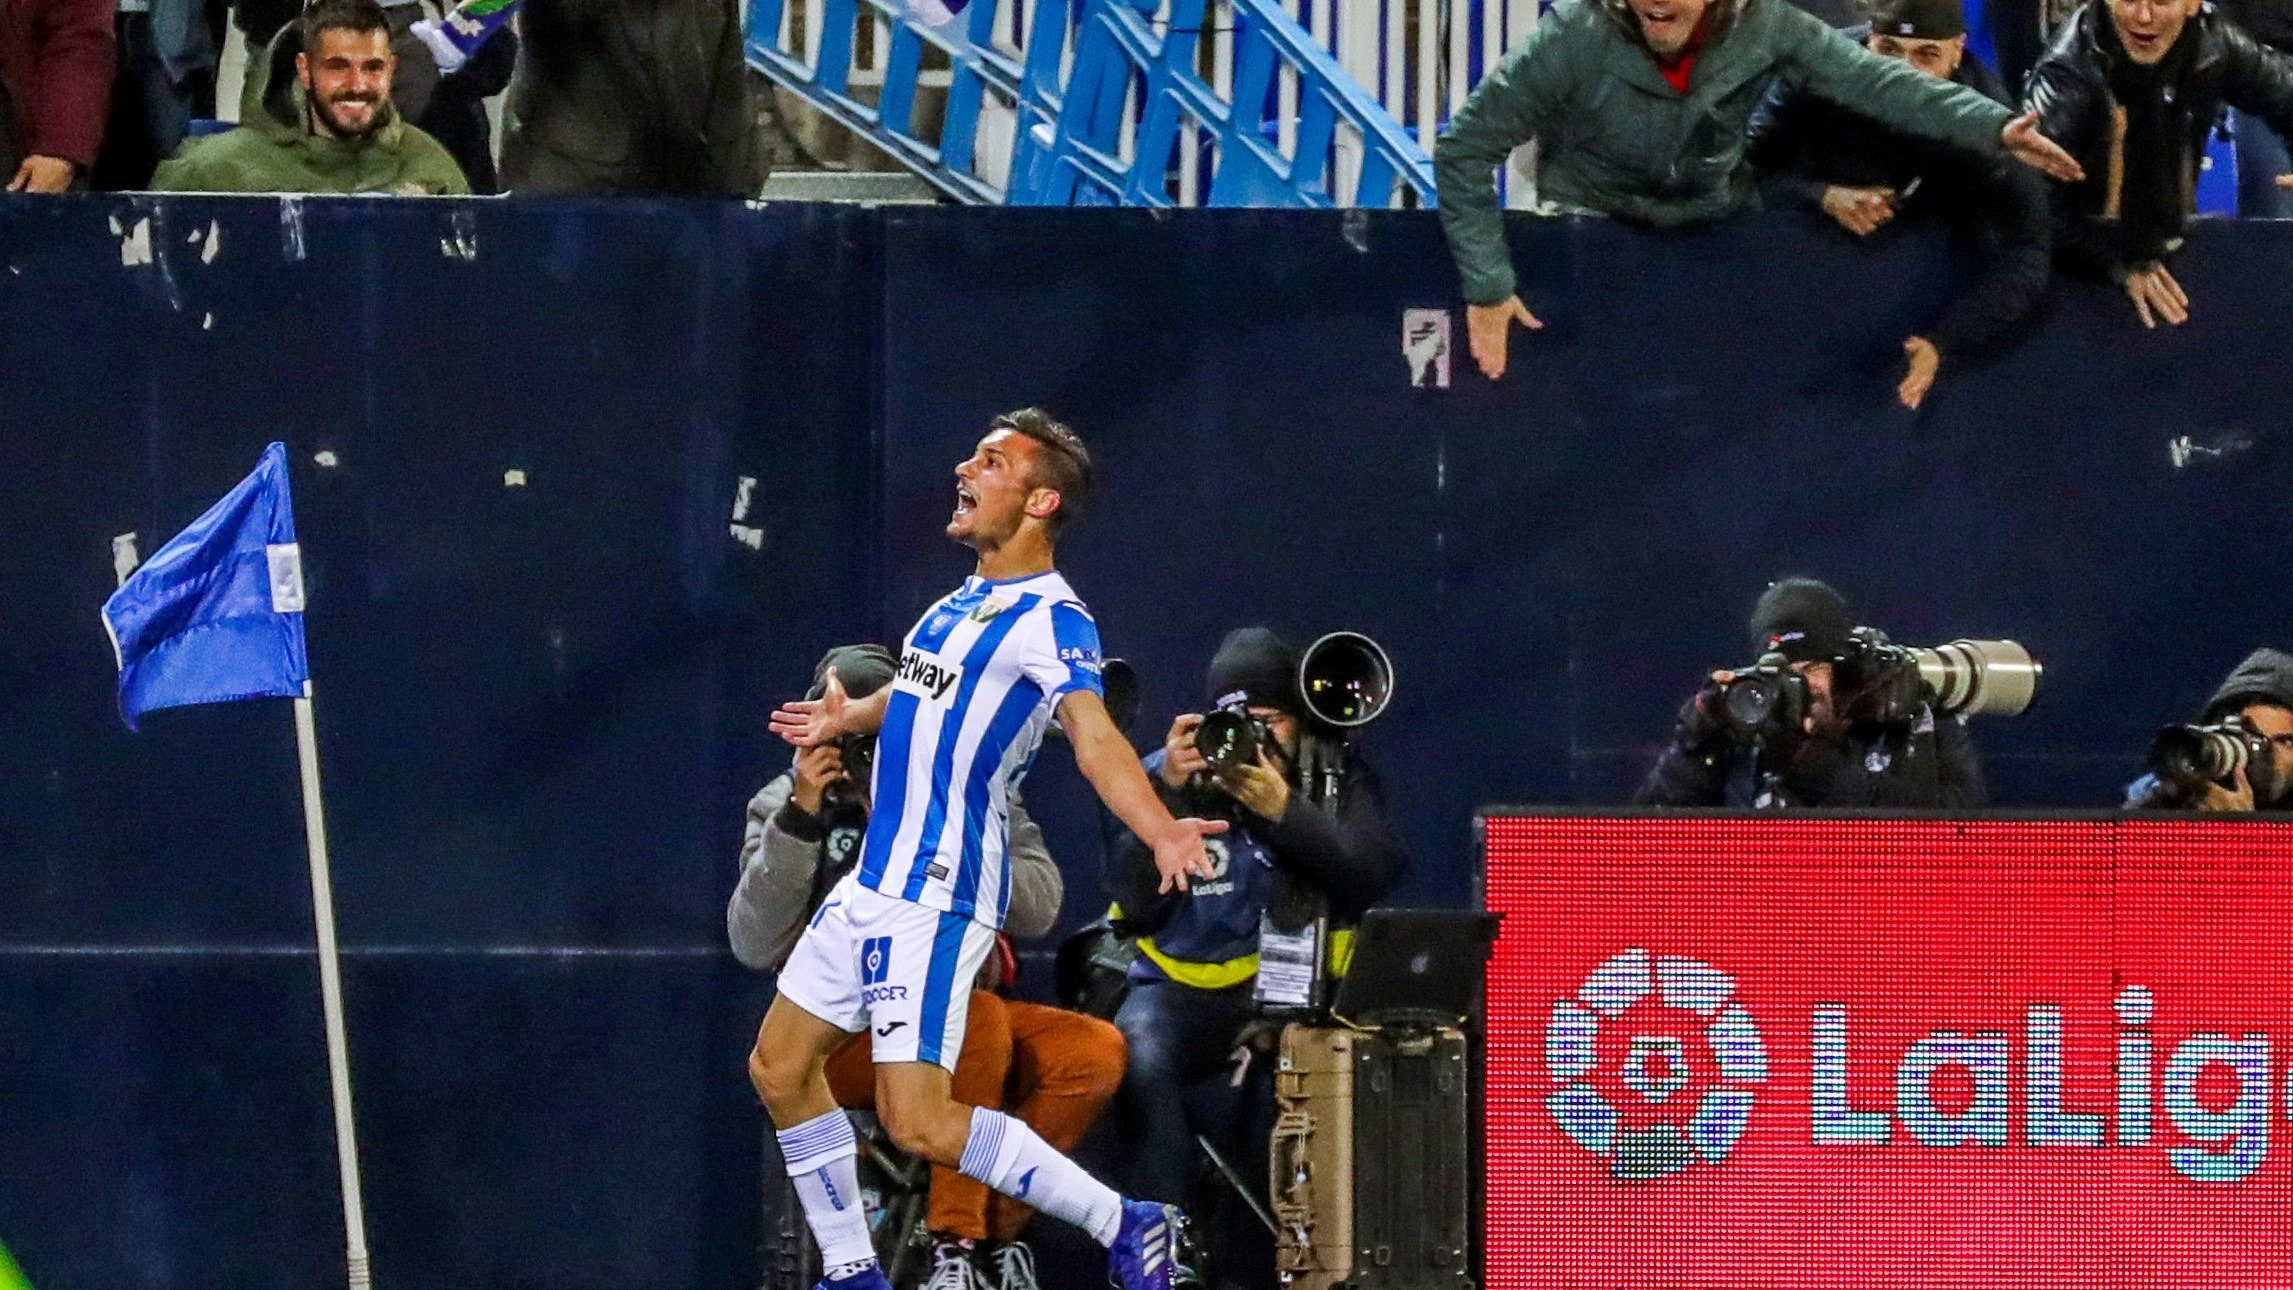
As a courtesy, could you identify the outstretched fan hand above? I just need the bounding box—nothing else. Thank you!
[2001,113,2084,183]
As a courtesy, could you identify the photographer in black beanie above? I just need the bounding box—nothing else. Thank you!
[1636,579,1988,808]
[1103,627,1407,1251]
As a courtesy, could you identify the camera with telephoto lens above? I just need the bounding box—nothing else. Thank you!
[1836,629,2043,724]
[1716,630,2041,741]
[1194,631,1395,771]
[2148,720,2281,802]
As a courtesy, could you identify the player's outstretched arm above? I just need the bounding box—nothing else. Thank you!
[1057,689,1226,893]
[769,672,892,747]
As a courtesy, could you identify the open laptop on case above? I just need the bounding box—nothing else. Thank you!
[1329,908,1501,1027]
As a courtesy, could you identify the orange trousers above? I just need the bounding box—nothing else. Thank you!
[826,992,1126,1242]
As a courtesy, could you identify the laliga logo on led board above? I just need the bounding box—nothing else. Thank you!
[1547,949,2292,1185]
[1545,949,1768,1179]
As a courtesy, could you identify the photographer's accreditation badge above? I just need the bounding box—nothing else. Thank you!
[1255,915,1322,1008]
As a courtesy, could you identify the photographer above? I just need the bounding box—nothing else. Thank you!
[732,645,1125,1290]
[1636,578,1988,809]
[1105,628,1408,1213]
[2125,649,2293,811]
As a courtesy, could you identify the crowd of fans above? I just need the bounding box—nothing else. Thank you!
[0,0,764,194]
[8,0,2293,261]
[1438,0,2293,403]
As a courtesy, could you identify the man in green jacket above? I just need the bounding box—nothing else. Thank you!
[152,0,467,195]
[1434,0,2083,379]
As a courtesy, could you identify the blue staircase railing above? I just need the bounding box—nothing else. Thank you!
[743,0,1438,207]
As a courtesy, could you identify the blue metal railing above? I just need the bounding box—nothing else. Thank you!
[743,0,1438,207]
[1013,0,1434,205]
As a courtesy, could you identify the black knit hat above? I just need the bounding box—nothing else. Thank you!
[809,644,896,701]
[1204,627,1302,714]
[1869,0,1965,40]
[1747,578,1853,663]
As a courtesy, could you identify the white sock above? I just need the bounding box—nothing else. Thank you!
[778,1110,878,1275]
[958,1108,1124,1246]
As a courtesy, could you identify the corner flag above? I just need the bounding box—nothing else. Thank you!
[96,442,373,1290]
[101,442,308,731]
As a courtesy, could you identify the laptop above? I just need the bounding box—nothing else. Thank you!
[1329,908,1501,1027]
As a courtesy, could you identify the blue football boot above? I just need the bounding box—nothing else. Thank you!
[1108,1200,1201,1290]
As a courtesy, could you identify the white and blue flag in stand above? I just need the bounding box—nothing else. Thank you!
[101,442,309,731]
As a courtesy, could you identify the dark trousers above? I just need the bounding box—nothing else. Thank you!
[1113,980,1259,1205]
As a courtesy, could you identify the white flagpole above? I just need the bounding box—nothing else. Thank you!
[293,680,375,1290]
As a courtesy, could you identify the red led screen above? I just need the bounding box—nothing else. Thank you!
[1481,814,2293,1289]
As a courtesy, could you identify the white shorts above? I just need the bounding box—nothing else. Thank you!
[776,875,999,1071]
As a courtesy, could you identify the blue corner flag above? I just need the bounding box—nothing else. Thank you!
[101,443,309,731]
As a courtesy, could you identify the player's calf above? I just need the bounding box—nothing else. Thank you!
[875,1080,977,1165]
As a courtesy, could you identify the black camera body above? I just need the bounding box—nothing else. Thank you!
[2149,720,2282,803]
[1715,651,1810,741]
[1196,707,1279,771]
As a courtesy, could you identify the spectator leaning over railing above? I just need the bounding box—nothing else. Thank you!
[2025,0,2293,328]
[733,645,1127,1290]
[0,0,116,191]
[1433,0,2086,382]
[151,0,467,194]
[1746,0,2051,410]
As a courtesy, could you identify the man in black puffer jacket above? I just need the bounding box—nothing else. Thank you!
[2026,0,2293,328]
[1748,0,2051,410]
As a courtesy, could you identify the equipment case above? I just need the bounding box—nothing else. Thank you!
[1271,1023,1474,1290]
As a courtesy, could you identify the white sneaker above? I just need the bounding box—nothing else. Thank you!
[926,1242,984,1290]
[991,1241,1039,1290]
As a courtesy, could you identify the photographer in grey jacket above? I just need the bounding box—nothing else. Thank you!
[729,646,1065,968]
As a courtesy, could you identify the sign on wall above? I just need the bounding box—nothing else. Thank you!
[1481,814,2293,1289]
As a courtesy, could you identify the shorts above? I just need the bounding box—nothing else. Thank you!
[776,875,1000,1071]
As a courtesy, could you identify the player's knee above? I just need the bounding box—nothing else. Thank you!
[749,1039,807,1112]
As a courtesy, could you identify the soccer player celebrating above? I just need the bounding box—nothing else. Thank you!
[752,408,1224,1290]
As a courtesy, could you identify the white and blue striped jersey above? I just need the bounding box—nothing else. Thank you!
[858,569,1104,928]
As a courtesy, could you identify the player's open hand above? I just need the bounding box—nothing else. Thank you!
[770,671,848,747]
[1153,817,1230,894]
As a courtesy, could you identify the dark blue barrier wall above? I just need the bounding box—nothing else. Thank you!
[3,196,2290,1289]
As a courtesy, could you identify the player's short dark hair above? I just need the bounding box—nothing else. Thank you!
[992,407,1092,533]
[301,0,392,55]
